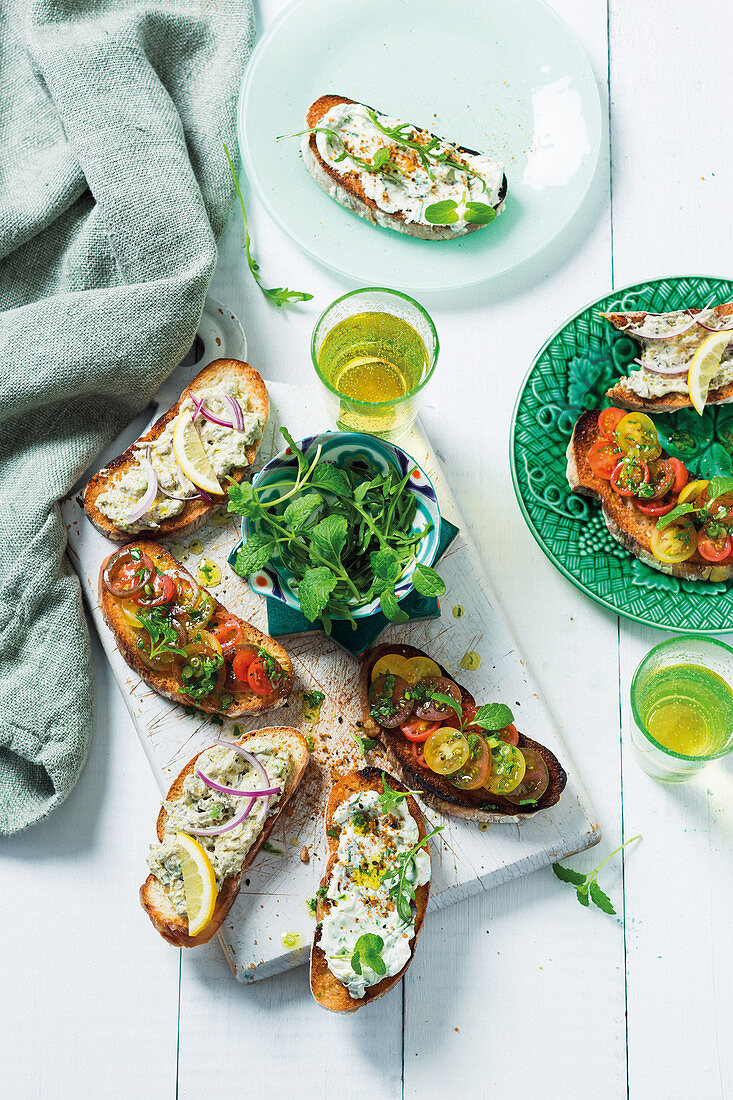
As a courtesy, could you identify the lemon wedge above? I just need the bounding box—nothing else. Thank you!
[177,832,217,937]
[687,330,732,415]
[172,409,222,494]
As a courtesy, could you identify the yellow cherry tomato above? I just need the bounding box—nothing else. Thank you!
[423,727,470,776]
[614,413,662,460]
[370,654,443,686]
[484,744,526,795]
[678,479,709,505]
[650,523,698,564]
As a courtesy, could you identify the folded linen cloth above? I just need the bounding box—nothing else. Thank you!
[0,0,254,834]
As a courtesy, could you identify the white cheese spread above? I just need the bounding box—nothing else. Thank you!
[96,379,264,531]
[147,740,291,916]
[619,309,733,398]
[312,102,505,233]
[319,789,431,999]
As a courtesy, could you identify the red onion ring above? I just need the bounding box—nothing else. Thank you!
[213,740,274,825]
[621,313,701,341]
[194,767,280,798]
[127,451,159,522]
[226,396,244,430]
[183,797,257,837]
[191,393,245,431]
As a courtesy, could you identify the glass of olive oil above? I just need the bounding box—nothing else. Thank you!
[630,636,733,782]
[311,287,438,441]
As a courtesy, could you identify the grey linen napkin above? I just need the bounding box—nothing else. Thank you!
[0,0,254,833]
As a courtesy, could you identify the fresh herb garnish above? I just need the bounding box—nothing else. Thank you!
[306,896,317,915]
[353,734,379,756]
[136,608,188,663]
[350,933,386,977]
[424,198,496,226]
[228,428,444,633]
[224,144,312,308]
[327,826,339,838]
[383,826,443,923]
[472,703,514,731]
[180,653,224,702]
[262,841,283,856]
[552,835,641,915]
[303,689,325,711]
[378,775,416,815]
[305,735,315,751]
[210,805,222,821]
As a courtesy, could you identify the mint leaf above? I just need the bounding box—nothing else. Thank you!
[309,463,352,497]
[411,563,446,597]
[463,201,496,225]
[297,567,338,622]
[656,503,698,529]
[471,703,514,731]
[380,587,409,623]
[424,199,459,224]
[351,933,386,977]
[309,514,347,566]
[371,548,401,583]
[227,479,259,517]
[576,883,590,906]
[279,427,309,475]
[431,691,463,722]
[234,533,277,576]
[552,863,587,887]
[589,880,616,915]
[283,493,321,529]
[707,475,733,502]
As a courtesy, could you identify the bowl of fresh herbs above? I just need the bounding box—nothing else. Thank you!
[227,429,445,633]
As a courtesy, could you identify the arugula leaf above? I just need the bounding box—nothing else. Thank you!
[463,201,496,225]
[224,144,312,307]
[283,493,321,530]
[589,880,616,915]
[424,199,459,225]
[380,587,409,623]
[378,775,410,814]
[297,567,338,624]
[136,609,188,662]
[656,502,698,530]
[309,514,348,566]
[351,933,386,976]
[384,826,443,923]
[411,563,446,597]
[472,703,514,732]
[552,863,586,886]
[234,533,278,576]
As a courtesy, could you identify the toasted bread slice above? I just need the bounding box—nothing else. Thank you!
[99,541,293,715]
[84,359,268,541]
[359,645,567,823]
[310,767,430,1012]
[302,94,507,241]
[567,408,733,581]
[604,303,733,412]
[141,728,309,947]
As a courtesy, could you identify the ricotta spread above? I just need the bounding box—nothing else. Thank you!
[147,740,291,916]
[96,379,264,532]
[319,789,431,999]
[619,309,733,398]
[312,103,505,233]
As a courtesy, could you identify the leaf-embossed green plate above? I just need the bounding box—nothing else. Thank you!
[510,275,733,634]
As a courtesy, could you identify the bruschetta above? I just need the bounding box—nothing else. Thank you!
[567,407,733,580]
[99,541,293,715]
[85,359,267,540]
[310,768,432,1011]
[141,729,309,946]
[300,94,507,240]
[359,645,567,823]
[604,302,733,412]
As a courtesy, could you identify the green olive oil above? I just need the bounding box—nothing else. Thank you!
[636,663,733,757]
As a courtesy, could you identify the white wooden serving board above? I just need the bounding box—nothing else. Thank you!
[62,331,600,983]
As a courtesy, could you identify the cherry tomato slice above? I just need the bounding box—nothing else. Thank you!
[706,491,733,524]
[644,460,675,501]
[597,407,627,440]
[589,441,621,480]
[667,457,689,495]
[423,727,470,776]
[650,523,697,564]
[414,677,462,722]
[212,614,244,654]
[484,744,526,795]
[493,723,520,747]
[610,459,649,497]
[368,674,413,728]
[248,657,274,695]
[697,528,732,563]
[401,716,441,743]
[451,734,491,790]
[103,548,154,598]
[231,645,260,683]
[636,495,678,517]
[503,748,550,805]
[614,412,662,460]
[134,570,175,607]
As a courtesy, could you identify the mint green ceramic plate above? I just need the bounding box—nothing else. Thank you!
[510,275,733,634]
[237,0,602,292]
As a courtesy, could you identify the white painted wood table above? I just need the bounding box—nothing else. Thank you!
[3,2,732,1097]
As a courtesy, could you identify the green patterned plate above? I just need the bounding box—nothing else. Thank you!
[510,275,733,634]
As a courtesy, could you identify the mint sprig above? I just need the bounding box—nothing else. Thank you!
[552,835,641,915]
[351,933,386,976]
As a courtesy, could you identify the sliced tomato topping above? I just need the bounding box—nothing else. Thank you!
[636,494,678,517]
[494,723,520,747]
[212,614,244,654]
[697,529,732,563]
[610,459,649,497]
[401,716,441,743]
[134,570,175,607]
[451,734,491,790]
[643,460,675,501]
[589,441,622,480]
[231,645,259,684]
[597,407,627,440]
[667,457,689,495]
[247,657,274,695]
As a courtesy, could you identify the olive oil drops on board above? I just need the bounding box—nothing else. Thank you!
[316,311,429,437]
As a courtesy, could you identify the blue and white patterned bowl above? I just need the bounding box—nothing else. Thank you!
[237,431,441,620]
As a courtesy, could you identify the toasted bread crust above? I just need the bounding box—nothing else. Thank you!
[84,359,268,541]
[310,767,430,1012]
[303,94,507,241]
[99,540,294,715]
[603,303,733,412]
[140,728,309,947]
[359,645,567,823]
[567,408,733,581]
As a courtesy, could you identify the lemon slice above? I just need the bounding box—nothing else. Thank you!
[177,832,217,936]
[687,330,732,415]
[172,409,222,494]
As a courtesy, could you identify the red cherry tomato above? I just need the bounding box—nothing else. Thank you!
[461,701,477,726]
[636,495,678,517]
[134,570,175,607]
[588,441,621,480]
[401,716,441,743]
[247,657,274,695]
[697,529,732,563]
[494,723,520,747]
[644,460,675,501]
[667,457,689,495]
[610,460,649,497]
[597,407,627,440]
[212,614,244,654]
[231,645,260,683]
